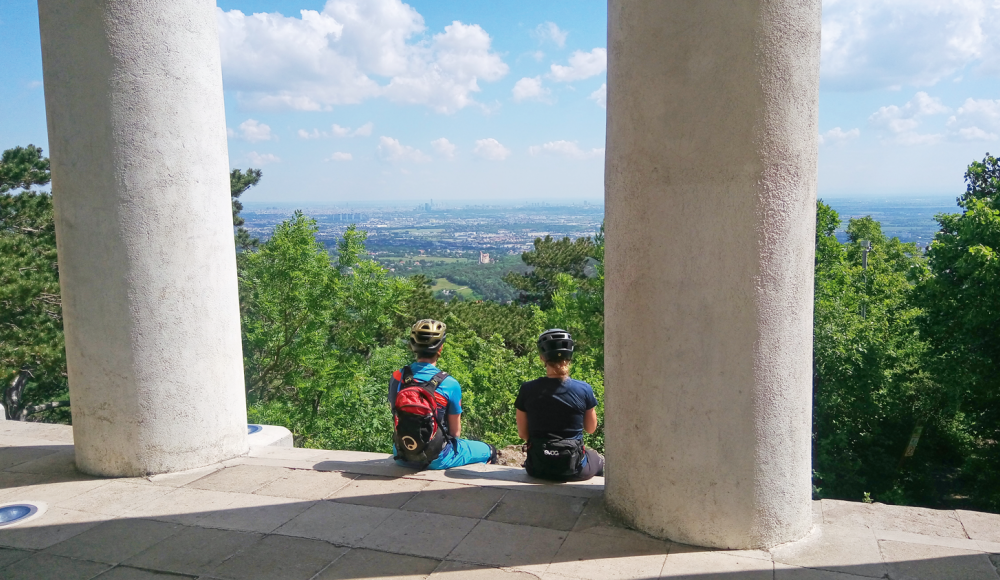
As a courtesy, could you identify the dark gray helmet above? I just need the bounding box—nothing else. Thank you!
[538,329,574,362]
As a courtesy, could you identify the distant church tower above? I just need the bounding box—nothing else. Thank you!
[479,251,490,264]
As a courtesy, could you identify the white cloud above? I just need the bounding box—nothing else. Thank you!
[532,22,567,48]
[299,122,373,139]
[352,122,373,137]
[589,83,606,109]
[957,126,999,141]
[473,138,511,161]
[247,151,280,165]
[868,92,949,144]
[217,1,508,113]
[512,76,551,103]
[948,98,1000,141]
[228,119,274,142]
[298,128,324,139]
[378,136,430,162]
[528,140,604,160]
[329,152,353,161]
[431,138,456,159]
[549,48,606,82]
[819,127,861,146]
[821,0,1000,90]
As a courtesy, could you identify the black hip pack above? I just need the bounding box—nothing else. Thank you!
[525,437,585,481]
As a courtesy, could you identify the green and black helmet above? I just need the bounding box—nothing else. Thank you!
[538,328,574,362]
[409,319,447,355]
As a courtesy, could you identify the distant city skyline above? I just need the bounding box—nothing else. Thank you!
[3,0,1000,202]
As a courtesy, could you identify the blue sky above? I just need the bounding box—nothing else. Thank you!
[2,1,999,204]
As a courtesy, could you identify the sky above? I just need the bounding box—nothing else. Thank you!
[2,0,999,204]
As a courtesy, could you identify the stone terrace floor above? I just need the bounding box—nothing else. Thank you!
[0,422,999,579]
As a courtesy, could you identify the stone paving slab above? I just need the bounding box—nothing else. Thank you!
[55,481,170,517]
[0,421,74,443]
[193,492,313,534]
[0,506,107,550]
[0,546,31,569]
[546,529,670,580]
[315,547,440,580]
[960,509,1000,544]
[41,517,182,564]
[328,474,432,509]
[772,562,877,579]
[486,489,588,531]
[5,449,76,475]
[878,539,1000,580]
[139,464,223,488]
[0,475,110,507]
[661,544,774,579]
[770,524,885,578]
[0,446,62,471]
[2,423,1000,579]
[821,498,968,538]
[123,525,262,576]
[187,464,290,495]
[252,468,356,501]
[273,499,395,545]
[209,533,346,580]
[0,552,112,580]
[448,519,568,568]
[432,560,540,579]
[400,480,507,519]
[120,486,248,526]
[358,509,478,559]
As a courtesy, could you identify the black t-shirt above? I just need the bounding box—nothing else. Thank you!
[515,377,598,441]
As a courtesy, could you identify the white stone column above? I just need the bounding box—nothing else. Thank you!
[604,0,820,549]
[38,0,248,476]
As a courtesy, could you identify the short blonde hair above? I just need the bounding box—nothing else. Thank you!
[546,359,571,378]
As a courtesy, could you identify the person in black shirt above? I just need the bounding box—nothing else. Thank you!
[514,329,604,481]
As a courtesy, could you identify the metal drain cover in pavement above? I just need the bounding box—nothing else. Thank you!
[247,424,263,435]
[0,504,39,527]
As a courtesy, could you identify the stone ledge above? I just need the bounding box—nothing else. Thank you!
[1,421,999,579]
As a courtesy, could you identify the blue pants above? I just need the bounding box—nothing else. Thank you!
[395,438,493,470]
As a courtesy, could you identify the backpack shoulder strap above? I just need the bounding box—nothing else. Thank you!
[401,365,415,385]
[424,371,449,393]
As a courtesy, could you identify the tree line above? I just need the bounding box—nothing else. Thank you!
[2,143,999,511]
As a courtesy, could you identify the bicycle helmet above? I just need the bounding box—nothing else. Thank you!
[538,328,574,362]
[409,319,447,355]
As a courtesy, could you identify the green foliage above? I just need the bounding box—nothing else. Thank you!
[811,200,956,505]
[239,212,338,403]
[504,235,598,307]
[238,216,414,448]
[230,168,262,252]
[545,225,604,368]
[0,145,50,194]
[915,153,1000,510]
[239,215,606,454]
[0,146,68,422]
[408,256,527,302]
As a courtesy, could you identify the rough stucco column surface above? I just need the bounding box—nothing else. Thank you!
[604,0,820,549]
[38,0,248,476]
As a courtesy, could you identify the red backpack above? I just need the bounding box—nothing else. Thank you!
[391,365,450,466]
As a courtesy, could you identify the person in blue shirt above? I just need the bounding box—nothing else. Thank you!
[515,329,604,481]
[389,319,497,470]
